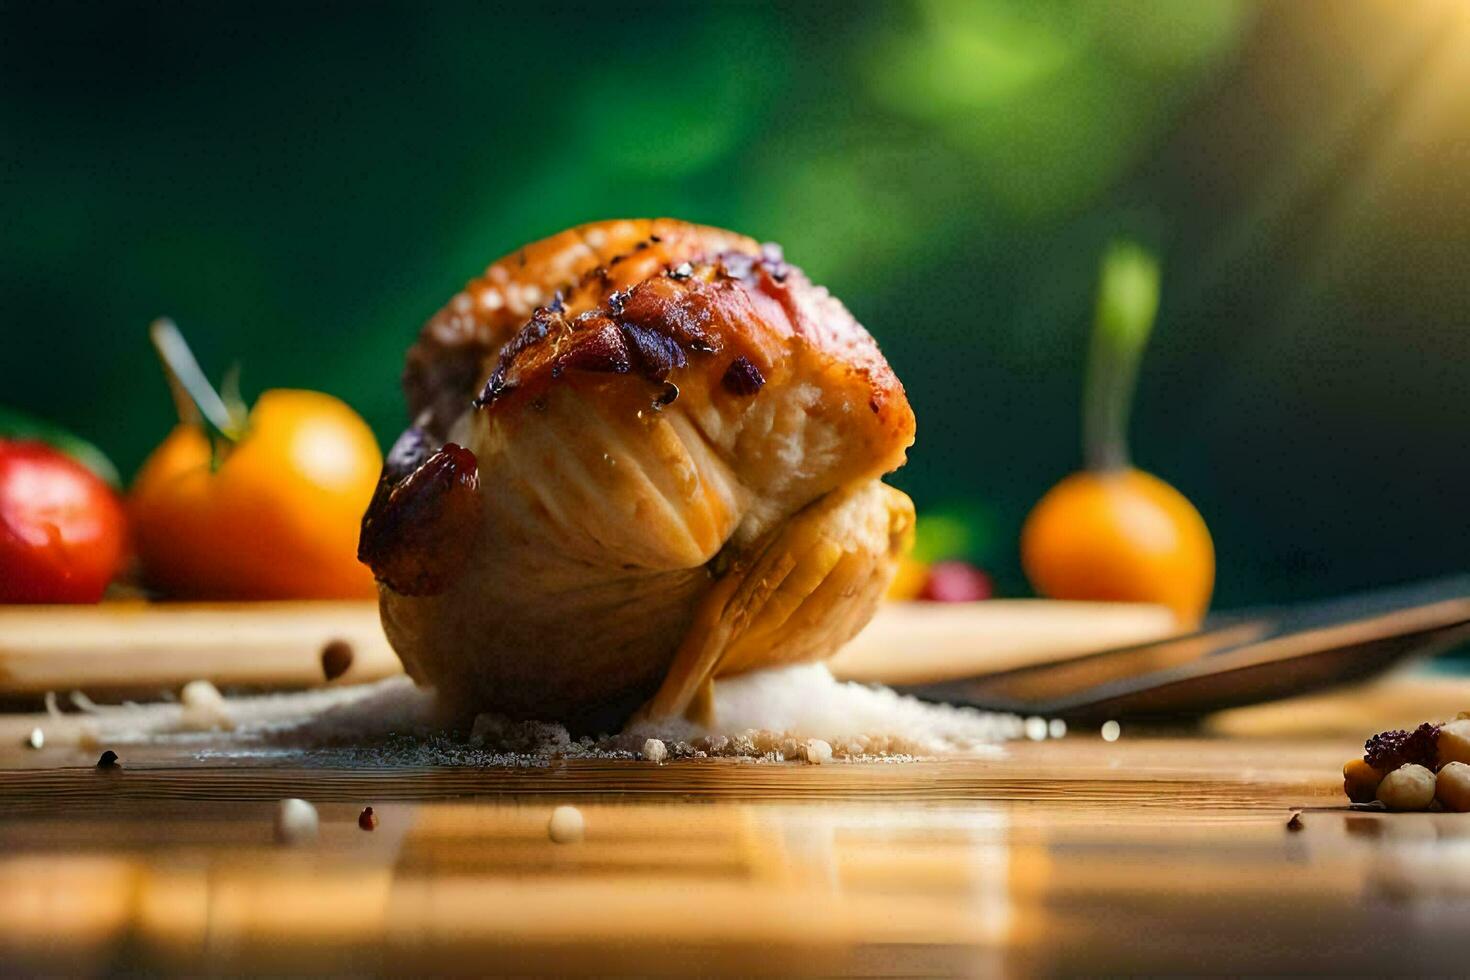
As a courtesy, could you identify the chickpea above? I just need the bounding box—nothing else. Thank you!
[1435,761,1470,813]
[1436,719,1470,768]
[1376,764,1436,811]
[1343,757,1386,804]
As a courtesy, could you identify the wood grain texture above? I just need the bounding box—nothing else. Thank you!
[1,722,1467,976]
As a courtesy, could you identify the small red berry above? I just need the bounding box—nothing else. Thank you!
[916,561,993,602]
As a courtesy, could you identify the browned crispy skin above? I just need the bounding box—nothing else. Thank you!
[405,219,759,437]
[471,251,913,456]
[367,219,917,727]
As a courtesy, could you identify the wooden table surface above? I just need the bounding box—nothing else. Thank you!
[3,680,1470,976]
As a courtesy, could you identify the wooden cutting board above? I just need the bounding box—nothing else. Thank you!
[0,602,403,697]
[2,727,1468,976]
[0,599,1179,699]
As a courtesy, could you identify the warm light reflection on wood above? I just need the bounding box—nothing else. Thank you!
[0,800,1024,968]
[5,734,1470,973]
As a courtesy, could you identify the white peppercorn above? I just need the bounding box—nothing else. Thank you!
[548,805,584,844]
[274,798,319,845]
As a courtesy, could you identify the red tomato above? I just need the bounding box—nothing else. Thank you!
[0,439,128,603]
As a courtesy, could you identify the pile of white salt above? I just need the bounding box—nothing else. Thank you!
[38,663,1056,764]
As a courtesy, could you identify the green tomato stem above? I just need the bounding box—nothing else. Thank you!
[1083,241,1161,472]
[148,318,244,450]
[218,361,251,434]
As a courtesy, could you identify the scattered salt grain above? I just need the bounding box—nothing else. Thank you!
[642,738,667,764]
[1048,718,1067,739]
[275,798,319,845]
[1101,720,1122,743]
[1025,717,1048,741]
[548,805,584,843]
[179,680,234,732]
[24,727,43,750]
[803,738,832,765]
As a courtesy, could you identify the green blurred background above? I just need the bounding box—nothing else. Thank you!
[2,0,1466,607]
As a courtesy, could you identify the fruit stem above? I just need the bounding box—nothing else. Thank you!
[148,318,243,446]
[1083,241,1160,472]
[218,361,250,434]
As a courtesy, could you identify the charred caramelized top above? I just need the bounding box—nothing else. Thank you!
[405,219,758,435]
[402,217,915,482]
[470,248,909,438]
